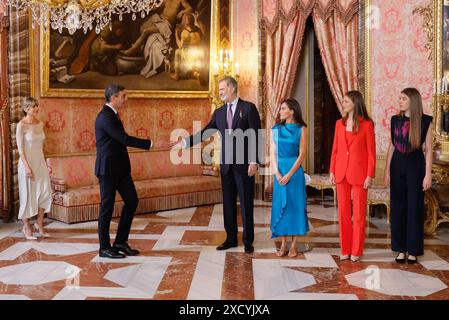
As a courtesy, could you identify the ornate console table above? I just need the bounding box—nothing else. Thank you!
[424,160,449,235]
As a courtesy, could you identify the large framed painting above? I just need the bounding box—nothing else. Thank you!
[37,0,218,98]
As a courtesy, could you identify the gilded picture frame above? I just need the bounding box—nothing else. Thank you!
[433,0,449,143]
[34,0,219,98]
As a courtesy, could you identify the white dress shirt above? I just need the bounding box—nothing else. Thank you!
[105,103,118,115]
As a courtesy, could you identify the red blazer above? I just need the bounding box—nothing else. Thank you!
[330,117,376,185]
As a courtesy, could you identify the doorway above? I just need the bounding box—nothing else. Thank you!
[291,16,340,174]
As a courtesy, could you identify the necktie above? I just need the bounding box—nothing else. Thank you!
[227,103,233,130]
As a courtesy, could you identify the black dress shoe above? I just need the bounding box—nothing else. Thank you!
[216,241,237,251]
[99,248,126,259]
[244,244,254,254]
[113,243,140,256]
[395,253,406,264]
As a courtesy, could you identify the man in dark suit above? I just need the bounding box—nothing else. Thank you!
[175,76,262,253]
[95,84,152,259]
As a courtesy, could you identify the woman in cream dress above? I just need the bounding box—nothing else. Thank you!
[16,97,52,239]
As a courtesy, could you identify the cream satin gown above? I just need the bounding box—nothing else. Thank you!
[16,121,52,219]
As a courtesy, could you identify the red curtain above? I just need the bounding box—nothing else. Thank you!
[261,0,359,197]
[313,9,359,114]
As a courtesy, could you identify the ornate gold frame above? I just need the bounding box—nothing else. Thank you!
[430,0,449,145]
[364,0,371,115]
[363,0,385,163]
[409,1,449,234]
[31,0,219,99]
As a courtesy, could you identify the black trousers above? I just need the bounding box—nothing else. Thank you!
[221,165,255,245]
[390,150,425,256]
[98,174,138,250]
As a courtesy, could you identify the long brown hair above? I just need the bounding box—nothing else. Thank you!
[277,99,307,127]
[400,88,423,150]
[342,91,372,133]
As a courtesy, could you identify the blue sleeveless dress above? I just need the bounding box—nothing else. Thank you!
[271,123,309,238]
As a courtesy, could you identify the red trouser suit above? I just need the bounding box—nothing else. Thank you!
[330,118,376,257]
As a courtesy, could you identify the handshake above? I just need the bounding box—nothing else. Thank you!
[151,137,185,150]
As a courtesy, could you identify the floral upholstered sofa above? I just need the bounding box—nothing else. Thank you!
[46,150,222,223]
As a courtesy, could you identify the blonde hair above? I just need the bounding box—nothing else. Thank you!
[22,97,38,112]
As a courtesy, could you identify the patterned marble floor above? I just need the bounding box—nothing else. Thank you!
[0,196,449,300]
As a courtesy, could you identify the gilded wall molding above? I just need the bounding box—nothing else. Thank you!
[1,13,9,32]
[0,10,11,221]
[363,0,371,116]
[412,2,434,61]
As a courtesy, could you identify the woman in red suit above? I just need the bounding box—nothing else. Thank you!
[329,91,376,262]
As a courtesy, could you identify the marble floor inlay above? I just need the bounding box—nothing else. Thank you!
[0,196,449,300]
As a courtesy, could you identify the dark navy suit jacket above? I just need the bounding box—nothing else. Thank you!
[185,98,262,175]
[95,105,152,177]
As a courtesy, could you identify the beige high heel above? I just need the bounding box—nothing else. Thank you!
[276,245,288,257]
[288,247,298,258]
[22,227,37,240]
[34,223,50,238]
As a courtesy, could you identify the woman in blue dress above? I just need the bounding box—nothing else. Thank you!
[270,99,309,258]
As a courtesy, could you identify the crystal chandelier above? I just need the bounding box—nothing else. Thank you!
[7,0,164,35]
